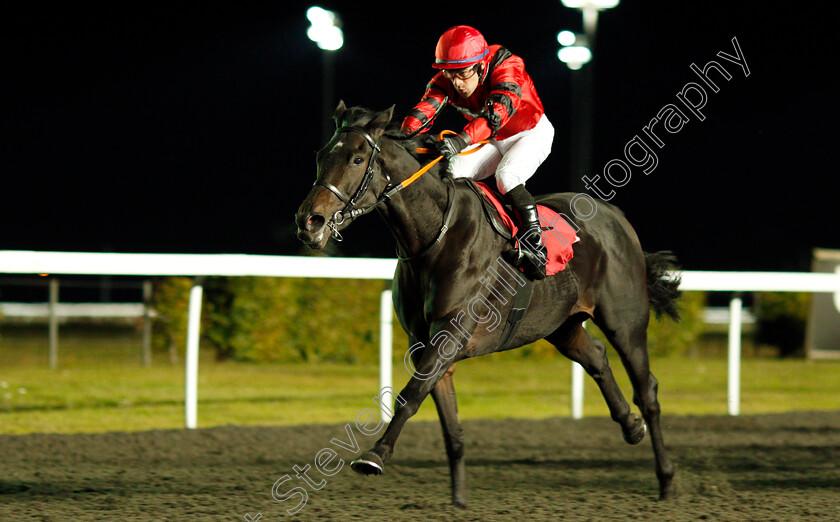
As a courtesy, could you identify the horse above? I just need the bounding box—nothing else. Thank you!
[295,101,680,506]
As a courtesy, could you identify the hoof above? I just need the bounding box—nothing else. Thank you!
[622,417,646,445]
[659,484,676,500]
[453,499,467,510]
[350,452,384,476]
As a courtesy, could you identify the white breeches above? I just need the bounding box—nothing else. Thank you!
[446,114,554,195]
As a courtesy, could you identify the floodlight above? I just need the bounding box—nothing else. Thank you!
[557,46,592,70]
[560,0,619,9]
[557,30,577,46]
[306,6,343,51]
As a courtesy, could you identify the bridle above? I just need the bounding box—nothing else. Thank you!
[313,126,387,242]
[313,98,452,242]
[312,124,456,260]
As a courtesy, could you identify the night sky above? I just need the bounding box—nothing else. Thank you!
[3,1,838,272]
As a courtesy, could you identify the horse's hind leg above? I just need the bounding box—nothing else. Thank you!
[431,364,467,508]
[545,322,645,443]
[598,316,676,500]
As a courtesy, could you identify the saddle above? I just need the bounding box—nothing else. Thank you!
[463,179,515,241]
[460,178,580,349]
[463,179,580,276]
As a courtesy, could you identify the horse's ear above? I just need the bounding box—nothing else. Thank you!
[369,105,395,139]
[333,100,348,128]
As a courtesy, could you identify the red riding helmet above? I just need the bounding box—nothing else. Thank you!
[432,25,489,70]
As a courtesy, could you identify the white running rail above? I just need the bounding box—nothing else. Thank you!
[2,250,839,426]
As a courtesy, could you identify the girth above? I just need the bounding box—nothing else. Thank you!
[460,179,533,350]
[497,274,533,351]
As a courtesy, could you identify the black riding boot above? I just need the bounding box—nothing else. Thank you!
[502,185,548,281]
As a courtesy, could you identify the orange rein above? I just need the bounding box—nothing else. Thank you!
[399,130,489,190]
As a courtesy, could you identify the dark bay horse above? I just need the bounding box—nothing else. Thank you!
[295,102,680,505]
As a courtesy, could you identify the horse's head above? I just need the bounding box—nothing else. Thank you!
[295,101,395,250]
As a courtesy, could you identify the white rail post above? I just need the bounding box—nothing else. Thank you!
[572,321,586,419]
[185,278,204,429]
[379,287,394,422]
[728,293,742,416]
[142,280,153,367]
[834,266,840,312]
[572,362,585,419]
[48,277,59,369]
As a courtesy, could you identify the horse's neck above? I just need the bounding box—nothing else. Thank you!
[378,141,454,257]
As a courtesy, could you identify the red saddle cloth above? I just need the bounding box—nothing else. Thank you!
[475,182,580,275]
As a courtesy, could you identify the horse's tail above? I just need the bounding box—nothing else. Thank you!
[644,251,682,322]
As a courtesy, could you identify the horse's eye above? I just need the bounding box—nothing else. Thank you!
[353,157,364,166]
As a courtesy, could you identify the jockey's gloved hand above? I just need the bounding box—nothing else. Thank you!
[435,134,468,159]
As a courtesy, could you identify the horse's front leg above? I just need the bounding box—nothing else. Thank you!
[350,330,462,476]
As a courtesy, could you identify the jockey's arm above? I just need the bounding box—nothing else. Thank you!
[400,75,452,135]
[461,55,526,143]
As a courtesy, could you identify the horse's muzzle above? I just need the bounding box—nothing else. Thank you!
[295,210,329,249]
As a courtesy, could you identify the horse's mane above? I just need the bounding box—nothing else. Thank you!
[384,122,440,163]
[341,104,446,166]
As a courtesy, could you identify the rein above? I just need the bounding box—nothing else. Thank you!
[314,124,487,259]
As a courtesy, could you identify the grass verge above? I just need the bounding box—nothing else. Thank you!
[2,329,839,434]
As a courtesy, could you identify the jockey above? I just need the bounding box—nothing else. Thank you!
[401,25,554,280]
